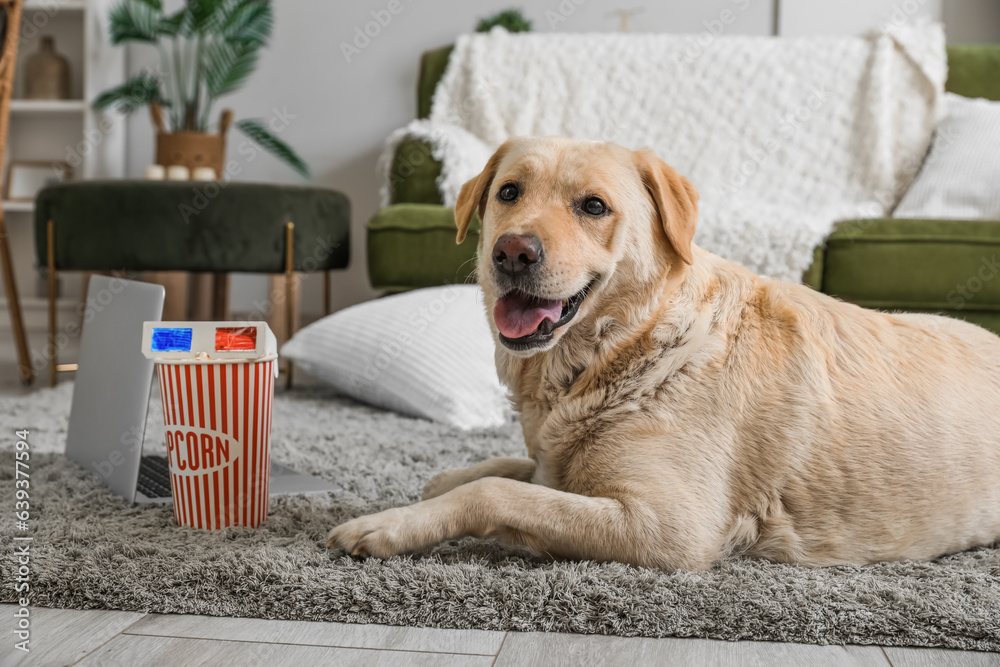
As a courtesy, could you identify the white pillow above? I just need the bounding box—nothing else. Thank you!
[281,285,510,430]
[894,93,1000,219]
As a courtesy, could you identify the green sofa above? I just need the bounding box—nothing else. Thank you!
[368,44,1000,334]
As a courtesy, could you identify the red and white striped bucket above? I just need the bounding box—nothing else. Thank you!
[155,357,277,529]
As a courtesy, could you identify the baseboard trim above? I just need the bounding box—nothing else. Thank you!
[0,298,78,333]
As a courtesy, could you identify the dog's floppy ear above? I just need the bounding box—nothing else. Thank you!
[455,143,510,244]
[634,149,699,265]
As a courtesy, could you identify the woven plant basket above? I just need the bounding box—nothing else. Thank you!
[151,104,232,176]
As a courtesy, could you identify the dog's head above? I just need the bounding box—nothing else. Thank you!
[456,137,699,356]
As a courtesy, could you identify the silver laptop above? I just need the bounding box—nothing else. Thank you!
[65,275,336,504]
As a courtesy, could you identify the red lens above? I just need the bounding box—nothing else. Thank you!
[215,327,257,351]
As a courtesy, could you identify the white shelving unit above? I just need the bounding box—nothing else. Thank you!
[2,200,35,212]
[9,98,88,112]
[1,0,124,322]
[24,0,87,8]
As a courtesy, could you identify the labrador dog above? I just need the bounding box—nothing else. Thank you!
[327,137,1000,570]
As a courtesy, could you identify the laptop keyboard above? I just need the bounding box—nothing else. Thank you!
[137,455,173,498]
[137,456,289,498]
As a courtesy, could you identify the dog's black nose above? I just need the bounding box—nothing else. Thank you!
[493,234,542,276]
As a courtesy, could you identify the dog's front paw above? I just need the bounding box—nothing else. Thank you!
[326,507,417,558]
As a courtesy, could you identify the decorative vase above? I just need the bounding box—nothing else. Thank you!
[25,36,70,100]
[150,104,232,177]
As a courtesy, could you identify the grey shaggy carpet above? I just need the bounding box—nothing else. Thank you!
[1,382,999,651]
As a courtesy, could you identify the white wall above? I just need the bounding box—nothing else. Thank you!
[780,0,1000,40]
[780,0,941,36]
[121,0,1000,317]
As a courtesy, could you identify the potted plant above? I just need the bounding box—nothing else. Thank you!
[94,0,309,178]
[476,8,532,32]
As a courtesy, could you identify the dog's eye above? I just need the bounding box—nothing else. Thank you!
[498,184,519,202]
[583,197,607,216]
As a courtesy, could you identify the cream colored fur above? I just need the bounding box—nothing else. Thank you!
[328,137,1000,570]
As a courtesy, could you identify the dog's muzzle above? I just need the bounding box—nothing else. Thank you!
[493,278,597,351]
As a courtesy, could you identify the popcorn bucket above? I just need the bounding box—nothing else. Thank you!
[142,322,278,529]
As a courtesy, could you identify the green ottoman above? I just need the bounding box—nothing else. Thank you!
[35,180,350,385]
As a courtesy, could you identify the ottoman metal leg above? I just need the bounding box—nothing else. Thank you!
[47,220,57,387]
[285,221,294,390]
[211,273,230,320]
[323,270,331,316]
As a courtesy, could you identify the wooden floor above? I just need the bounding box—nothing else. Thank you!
[1,604,999,667]
[2,345,999,666]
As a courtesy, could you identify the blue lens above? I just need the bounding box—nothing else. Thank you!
[152,328,193,352]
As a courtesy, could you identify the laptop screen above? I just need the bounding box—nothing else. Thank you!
[64,276,165,503]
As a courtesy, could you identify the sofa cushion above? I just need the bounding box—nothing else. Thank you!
[367,204,477,291]
[418,46,455,119]
[824,218,1000,315]
[387,138,443,205]
[894,94,1000,219]
[945,45,1000,102]
[281,285,509,430]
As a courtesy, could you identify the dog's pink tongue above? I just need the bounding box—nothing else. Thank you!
[494,293,563,339]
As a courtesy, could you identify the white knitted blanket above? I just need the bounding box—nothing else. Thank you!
[379,25,946,282]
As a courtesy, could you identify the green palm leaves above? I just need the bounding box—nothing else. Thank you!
[108,0,161,43]
[95,0,309,178]
[236,119,309,179]
[93,71,164,114]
